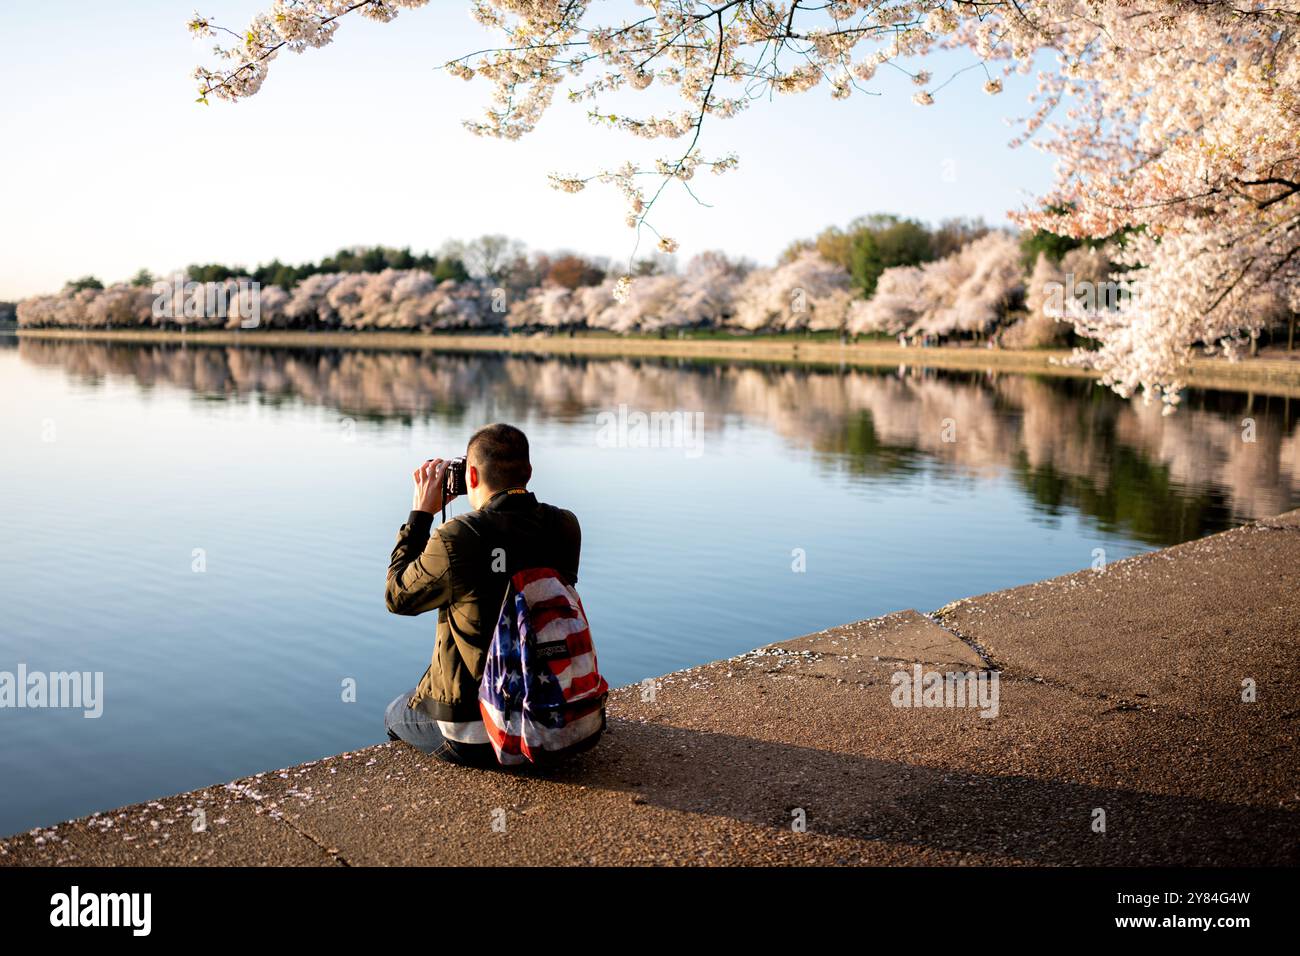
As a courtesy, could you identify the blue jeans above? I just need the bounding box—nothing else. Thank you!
[383,690,498,768]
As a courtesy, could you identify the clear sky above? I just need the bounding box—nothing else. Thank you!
[0,1,1058,300]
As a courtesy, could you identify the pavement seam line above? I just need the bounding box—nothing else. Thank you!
[924,612,998,669]
[921,614,1162,710]
[266,810,353,867]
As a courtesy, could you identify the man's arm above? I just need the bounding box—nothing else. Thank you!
[385,511,453,615]
[385,458,458,616]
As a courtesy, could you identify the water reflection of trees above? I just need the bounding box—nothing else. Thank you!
[19,339,1298,545]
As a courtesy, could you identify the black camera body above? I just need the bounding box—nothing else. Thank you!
[443,456,468,498]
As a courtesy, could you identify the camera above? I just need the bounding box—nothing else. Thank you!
[443,456,467,498]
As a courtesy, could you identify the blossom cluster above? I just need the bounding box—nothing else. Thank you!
[847,232,1025,337]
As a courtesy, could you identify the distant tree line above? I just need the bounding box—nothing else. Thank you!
[183,245,470,289]
[18,220,1296,352]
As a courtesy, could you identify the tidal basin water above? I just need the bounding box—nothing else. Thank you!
[2,335,1298,836]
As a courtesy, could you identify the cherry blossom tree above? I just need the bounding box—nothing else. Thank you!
[731,249,853,331]
[503,249,748,330]
[847,263,924,337]
[909,231,1023,337]
[188,0,1300,407]
[999,252,1068,349]
[676,251,747,325]
[847,230,1021,338]
[285,272,344,327]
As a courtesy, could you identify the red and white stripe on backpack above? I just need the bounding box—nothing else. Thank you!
[478,567,608,765]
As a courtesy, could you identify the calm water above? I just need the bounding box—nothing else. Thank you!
[2,335,1298,835]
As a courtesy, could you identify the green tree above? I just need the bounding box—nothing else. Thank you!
[783,214,938,297]
[779,226,853,269]
[430,256,469,283]
[64,275,105,292]
[186,262,243,283]
[848,215,933,297]
[1018,228,1089,267]
[383,246,415,270]
[253,258,289,287]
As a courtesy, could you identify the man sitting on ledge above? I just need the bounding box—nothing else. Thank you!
[383,423,581,767]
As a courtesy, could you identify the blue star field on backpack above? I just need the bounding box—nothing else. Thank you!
[478,567,608,765]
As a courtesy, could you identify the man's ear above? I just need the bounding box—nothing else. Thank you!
[468,464,481,489]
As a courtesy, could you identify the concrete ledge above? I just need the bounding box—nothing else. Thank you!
[4,513,1298,866]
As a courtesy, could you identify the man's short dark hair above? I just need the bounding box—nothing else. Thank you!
[467,423,532,491]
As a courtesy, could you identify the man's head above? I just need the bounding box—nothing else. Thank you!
[466,423,532,509]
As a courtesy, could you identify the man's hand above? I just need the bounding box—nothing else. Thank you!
[412,458,454,514]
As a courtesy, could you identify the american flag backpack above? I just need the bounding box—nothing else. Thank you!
[478,567,608,765]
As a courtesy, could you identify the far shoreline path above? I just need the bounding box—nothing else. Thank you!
[14,328,1300,398]
[4,509,1297,866]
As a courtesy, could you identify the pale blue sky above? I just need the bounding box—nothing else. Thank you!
[0,1,1057,300]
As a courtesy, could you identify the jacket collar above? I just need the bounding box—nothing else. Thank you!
[482,488,536,512]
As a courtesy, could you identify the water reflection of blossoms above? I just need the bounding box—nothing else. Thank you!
[19,339,1298,544]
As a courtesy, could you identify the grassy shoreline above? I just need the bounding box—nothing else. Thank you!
[14,327,1300,397]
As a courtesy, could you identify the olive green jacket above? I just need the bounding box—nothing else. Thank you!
[385,489,581,722]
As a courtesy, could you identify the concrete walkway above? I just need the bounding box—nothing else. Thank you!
[4,511,1298,866]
